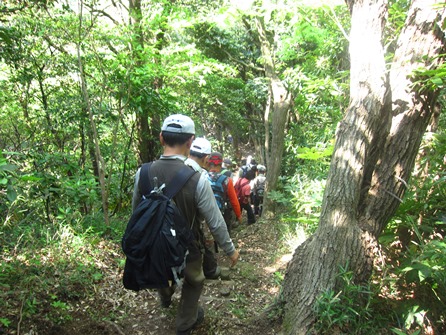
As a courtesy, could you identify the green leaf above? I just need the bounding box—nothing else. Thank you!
[20,175,43,182]
[390,329,410,335]
[0,317,11,327]
[0,164,17,172]
[6,186,17,202]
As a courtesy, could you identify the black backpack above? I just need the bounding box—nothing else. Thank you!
[122,162,196,291]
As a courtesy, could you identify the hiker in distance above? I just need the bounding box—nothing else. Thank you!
[234,166,256,225]
[221,158,234,178]
[207,152,242,235]
[252,164,266,217]
[131,114,239,335]
[185,138,223,280]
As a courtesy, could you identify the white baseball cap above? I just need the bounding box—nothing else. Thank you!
[191,137,212,155]
[161,114,195,135]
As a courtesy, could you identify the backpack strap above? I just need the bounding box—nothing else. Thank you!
[236,179,249,199]
[216,174,228,192]
[139,162,196,199]
[139,162,153,197]
[163,165,196,199]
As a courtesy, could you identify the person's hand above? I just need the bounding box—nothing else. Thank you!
[237,216,242,224]
[228,249,240,267]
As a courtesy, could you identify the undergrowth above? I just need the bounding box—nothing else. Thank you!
[0,214,125,334]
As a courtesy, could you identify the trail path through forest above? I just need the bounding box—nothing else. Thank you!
[48,218,293,335]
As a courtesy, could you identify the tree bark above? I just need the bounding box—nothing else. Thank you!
[254,15,292,217]
[280,1,446,334]
[77,0,109,226]
[358,0,446,236]
[128,0,150,164]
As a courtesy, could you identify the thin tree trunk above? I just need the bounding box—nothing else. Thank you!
[254,15,292,217]
[128,0,150,164]
[77,0,109,226]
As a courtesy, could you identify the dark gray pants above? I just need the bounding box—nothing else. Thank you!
[158,247,204,332]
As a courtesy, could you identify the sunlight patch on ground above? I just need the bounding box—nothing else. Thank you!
[285,225,307,252]
[269,286,279,294]
[264,253,293,274]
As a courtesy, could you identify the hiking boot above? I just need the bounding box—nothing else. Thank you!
[158,285,175,308]
[176,306,204,335]
[205,266,221,280]
[160,296,172,308]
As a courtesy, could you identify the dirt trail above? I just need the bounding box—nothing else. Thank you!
[29,219,292,335]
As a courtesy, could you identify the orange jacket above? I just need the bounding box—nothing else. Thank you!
[226,177,242,219]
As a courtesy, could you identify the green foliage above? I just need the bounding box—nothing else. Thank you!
[0,218,120,328]
[386,0,411,47]
[378,130,446,333]
[313,265,381,335]
[401,240,446,286]
[391,329,422,335]
[238,262,259,282]
[269,164,327,236]
[229,292,248,319]
[412,62,446,92]
[395,239,446,330]
[0,151,18,203]
[1,1,444,333]
[279,6,349,179]
[0,317,11,328]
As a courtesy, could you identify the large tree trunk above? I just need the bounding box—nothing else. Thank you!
[280,1,446,334]
[281,1,389,332]
[358,0,446,235]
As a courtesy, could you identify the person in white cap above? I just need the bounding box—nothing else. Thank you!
[185,137,212,175]
[131,114,239,335]
[185,138,222,280]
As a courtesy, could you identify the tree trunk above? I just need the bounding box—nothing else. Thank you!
[128,0,150,164]
[280,1,446,334]
[358,0,446,236]
[254,15,292,217]
[77,0,109,226]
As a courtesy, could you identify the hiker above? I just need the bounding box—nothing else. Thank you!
[237,157,248,180]
[207,152,243,234]
[221,157,238,228]
[221,158,233,178]
[131,114,239,335]
[234,167,256,225]
[252,164,266,217]
[185,137,212,176]
[248,162,257,206]
[184,138,222,280]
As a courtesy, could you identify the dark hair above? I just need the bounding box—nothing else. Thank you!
[245,169,256,180]
[190,150,207,159]
[162,131,193,146]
